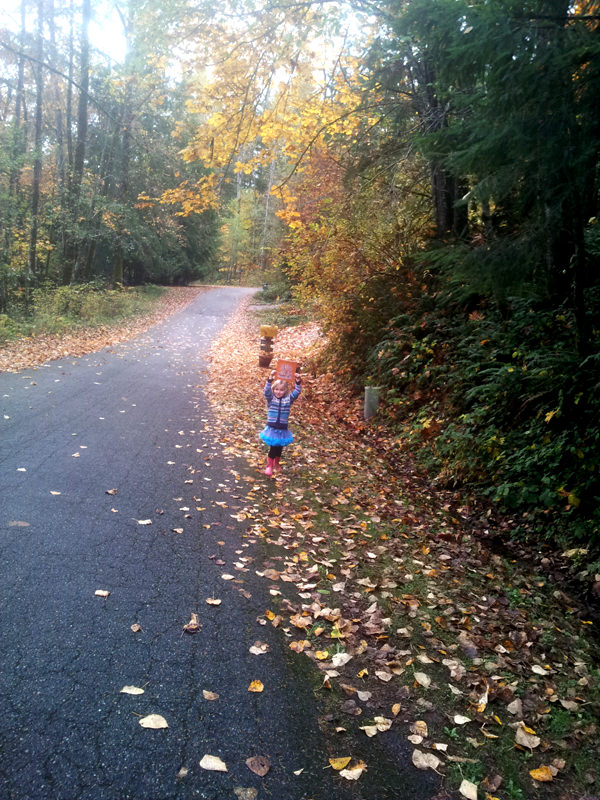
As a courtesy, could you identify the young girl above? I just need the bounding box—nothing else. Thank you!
[260,369,301,476]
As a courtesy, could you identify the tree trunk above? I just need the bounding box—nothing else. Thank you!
[9,0,27,200]
[68,0,91,284]
[28,0,45,281]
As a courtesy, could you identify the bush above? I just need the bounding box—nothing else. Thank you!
[369,284,600,548]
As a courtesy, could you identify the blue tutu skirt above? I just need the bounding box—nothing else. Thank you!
[260,425,294,447]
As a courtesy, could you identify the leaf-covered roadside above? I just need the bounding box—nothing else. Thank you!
[207,298,600,800]
[0,287,205,373]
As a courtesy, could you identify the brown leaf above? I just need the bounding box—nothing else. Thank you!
[183,613,201,634]
[245,755,271,776]
[234,789,258,800]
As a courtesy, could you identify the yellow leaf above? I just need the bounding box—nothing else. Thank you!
[529,766,553,782]
[329,757,351,771]
[315,650,330,660]
[248,680,264,693]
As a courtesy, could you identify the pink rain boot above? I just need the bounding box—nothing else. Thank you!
[273,457,282,472]
[264,457,274,476]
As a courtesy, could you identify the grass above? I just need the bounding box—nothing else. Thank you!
[0,283,166,343]
[251,299,313,330]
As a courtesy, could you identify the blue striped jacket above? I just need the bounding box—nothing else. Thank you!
[264,379,301,429]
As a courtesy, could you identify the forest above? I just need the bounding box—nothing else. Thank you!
[1,0,599,553]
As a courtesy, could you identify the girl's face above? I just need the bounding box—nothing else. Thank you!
[273,382,287,398]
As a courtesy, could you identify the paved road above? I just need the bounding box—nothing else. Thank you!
[0,288,439,800]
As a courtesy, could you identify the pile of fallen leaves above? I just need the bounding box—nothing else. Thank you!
[207,298,600,800]
[0,286,204,373]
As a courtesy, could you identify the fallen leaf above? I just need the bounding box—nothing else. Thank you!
[249,641,269,655]
[245,755,271,776]
[507,698,522,716]
[139,714,168,729]
[106,488,118,495]
[529,766,553,782]
[221,573,235,580]
[248,680,264,693]
[289,640,311,653]
[339,761,366,780]
[202,690,219,700]
[121,685,145,695]
[234,789,258,800]
[206,597,222,606]
[414,672,431,688]
[454,714,472,725]
[95,589,110,598]
[329,757,352,770]
[532,665,550,675]
[411,720,428,738]
[559,699,579,711]
[459,778,478,799]
[515,723,541,749]
[183,613,201,634]
[315,650,330,660]
[199,754,227,772]
[137,519,152,525]
[361,723,379,737]
[331,653,352,667]
[130,623,143,633]
[412,750,441,771]
[50,491,61,495]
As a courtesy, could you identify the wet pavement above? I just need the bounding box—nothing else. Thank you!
[0,287,439,800]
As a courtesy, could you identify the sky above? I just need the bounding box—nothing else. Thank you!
[2,0,127,64]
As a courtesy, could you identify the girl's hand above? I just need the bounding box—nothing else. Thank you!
[269,370,276,380]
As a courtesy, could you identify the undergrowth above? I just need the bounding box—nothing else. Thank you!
[0,282,165,342]
[364,273,600,555]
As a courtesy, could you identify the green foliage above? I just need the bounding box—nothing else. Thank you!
[0,283,166,342]
[369,261,600,546]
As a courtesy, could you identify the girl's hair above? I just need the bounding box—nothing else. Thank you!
[272,379,290,395]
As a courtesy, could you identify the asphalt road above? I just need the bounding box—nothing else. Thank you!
[0,287,440,800]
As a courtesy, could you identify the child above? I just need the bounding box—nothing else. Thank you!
[260,369,301,476]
